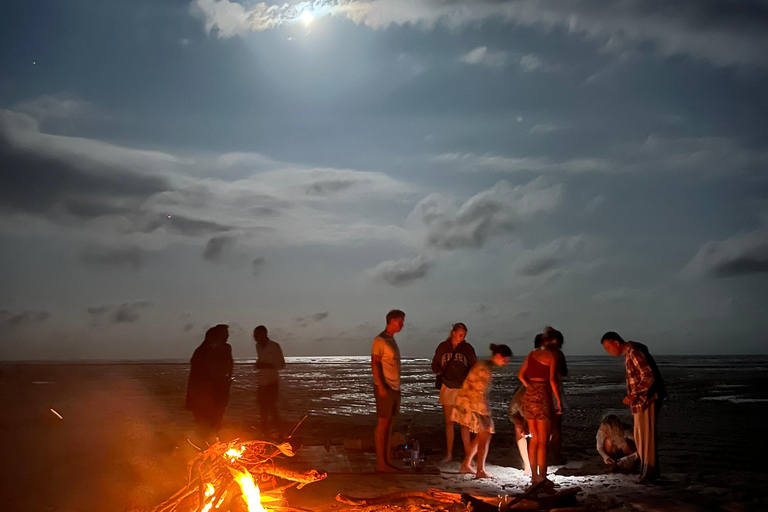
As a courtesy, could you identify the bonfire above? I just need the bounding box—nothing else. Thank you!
[146,434,327,512]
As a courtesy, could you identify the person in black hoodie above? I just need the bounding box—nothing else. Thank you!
[431,322,477,464]
[185,324,233,440]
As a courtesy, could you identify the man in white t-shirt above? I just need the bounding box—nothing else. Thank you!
[371,309,405,472]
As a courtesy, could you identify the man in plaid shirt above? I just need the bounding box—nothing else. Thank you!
[601,331,666,483]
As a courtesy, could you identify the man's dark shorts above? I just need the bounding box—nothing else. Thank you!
[374,385,401,418]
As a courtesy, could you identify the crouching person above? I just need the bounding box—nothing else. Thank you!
[597,414,638,471]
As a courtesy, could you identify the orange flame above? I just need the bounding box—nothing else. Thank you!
[231,467,267,512]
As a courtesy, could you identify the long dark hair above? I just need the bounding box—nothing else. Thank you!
[489,343,512,357]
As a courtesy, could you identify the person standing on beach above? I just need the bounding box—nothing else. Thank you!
[431,322,477,464]
[543,326,568,464]
[254,325,285,436]
[185,324,233,440]
[601,331,667,483]
[519,335,563,485]
[371,309,405,472]
[451,343,512,479]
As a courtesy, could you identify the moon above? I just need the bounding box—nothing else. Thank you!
[300,10,314,25]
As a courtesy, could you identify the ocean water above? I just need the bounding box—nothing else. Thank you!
[5,355,767,475]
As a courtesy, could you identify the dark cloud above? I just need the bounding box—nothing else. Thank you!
[87,301,153,324]
[306,180,357,195]
[61,196,134,220]
[0,309,51,327]
[521,257,562,276]
[81,245,143,271]
[132,213,232,236]
[416,180,562,251]
[293,311,329,328]
[711,258,768,278]
[369,255,432,286]
[683,229,768,279]
[252,257,266,276]
[203,235,237,262]
[0,120,169,220]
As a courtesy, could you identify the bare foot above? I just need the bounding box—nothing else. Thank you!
[459,464,474,474]
[475,469,490,479]
[523,468,532,477]
[439,454,452,464]
[376,464,400,473]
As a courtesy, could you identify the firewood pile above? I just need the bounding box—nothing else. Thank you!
[145,437,327,512]
[336,482,584,512]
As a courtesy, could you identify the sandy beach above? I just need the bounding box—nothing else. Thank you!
[1,357,766,512]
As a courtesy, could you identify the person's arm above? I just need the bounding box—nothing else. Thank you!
[275,343,286,370]
[558,351,568,378]
[431,343,444,374]
[371,339,388,395]
[549,352,562,414]
[371,354,388,395]
[596,428,614,465]
[518,355,530,388]
[467,345,477,368]
[226,345,234,378]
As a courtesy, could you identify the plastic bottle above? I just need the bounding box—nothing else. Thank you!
[410,439,420,467]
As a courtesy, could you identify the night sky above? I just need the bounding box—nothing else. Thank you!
[1,0,767,359]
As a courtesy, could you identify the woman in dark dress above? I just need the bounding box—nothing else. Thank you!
[185,324,233,439]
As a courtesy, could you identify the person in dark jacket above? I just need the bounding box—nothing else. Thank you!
[185,324,233,440]
[431,322,477,464]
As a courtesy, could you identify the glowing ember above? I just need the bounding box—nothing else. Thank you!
[231,467,267,512]
[225,446,245,460]
[200,483,217,512]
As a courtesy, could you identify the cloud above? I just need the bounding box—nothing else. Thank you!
[513,234,604,278]
[367,254,433,286]
[294,311,330,327]
[682,228,768,279]
[10,94,99,122]
[0,309,51,327]
[203,235,237,262]
[431,152,612,173]
[306,179,357,196]
[87,300,153,325]
[0,110,169,221]
[411,178,563,250]
[458,47,508,67]
[80,245,143,271]
[191,0,768,67]
[252,257,266,276]
[0,108,418,253]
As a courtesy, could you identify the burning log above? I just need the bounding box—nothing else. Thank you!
[145,435,327,512]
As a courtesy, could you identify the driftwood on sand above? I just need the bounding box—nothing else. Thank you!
[336,485,581,512]
[147,420,326,512]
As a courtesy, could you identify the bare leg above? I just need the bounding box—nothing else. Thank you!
[527,420,540,484]
[475,430,492,478]
[441,404,455,463]
[516,435,532,476]
[460,425,471,459]
[535,420,551,483]
[460,433,479,474]
[375,417,397,472]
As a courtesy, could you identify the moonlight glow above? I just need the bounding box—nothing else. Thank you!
[300,10,314,25]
